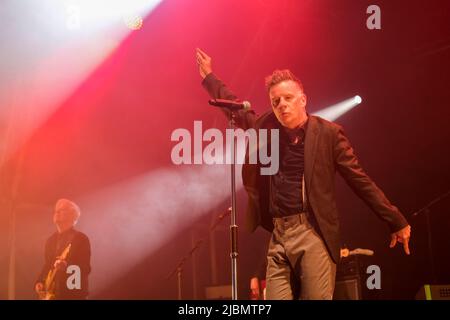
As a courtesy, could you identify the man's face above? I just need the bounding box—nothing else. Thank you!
[269,80,307,129]
[53,203,75,227]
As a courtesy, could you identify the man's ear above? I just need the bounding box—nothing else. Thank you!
[300,93,307,107]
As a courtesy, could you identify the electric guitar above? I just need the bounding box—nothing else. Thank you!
[39,243,72,300]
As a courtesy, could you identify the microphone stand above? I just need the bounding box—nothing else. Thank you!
[229,111,239,300]
[207,100,246,300]
[411,189,450,284]
[167,208,231,299]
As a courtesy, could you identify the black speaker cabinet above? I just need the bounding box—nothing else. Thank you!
[205,285,232,300]
[334,277,362,300]
[334,254,363,300]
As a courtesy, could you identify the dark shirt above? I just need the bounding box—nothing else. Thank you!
[270,119,308,217]
[55,228,76,256]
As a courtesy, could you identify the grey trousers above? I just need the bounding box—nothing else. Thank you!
[265,213,336,300]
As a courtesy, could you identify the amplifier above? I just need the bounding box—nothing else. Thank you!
[334,277,362,300]
[205,285,232,300]
[415,284,450,300]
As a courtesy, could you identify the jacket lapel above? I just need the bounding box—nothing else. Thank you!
[304,116,320,195]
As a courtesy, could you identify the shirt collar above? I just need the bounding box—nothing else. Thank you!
[281,116,309,144]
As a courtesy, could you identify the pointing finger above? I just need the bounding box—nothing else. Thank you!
[389,235,397,248]
[403,237,410,255]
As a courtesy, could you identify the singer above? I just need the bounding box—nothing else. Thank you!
[195,48,411,300]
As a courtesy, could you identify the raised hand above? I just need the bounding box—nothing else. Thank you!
[196,48,212,79]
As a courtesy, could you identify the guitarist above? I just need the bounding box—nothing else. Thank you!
[35,199,91,300]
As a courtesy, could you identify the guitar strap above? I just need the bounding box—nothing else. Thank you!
[55,230,75,259]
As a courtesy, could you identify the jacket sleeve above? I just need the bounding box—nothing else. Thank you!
[68,234,91,283]
[201,73,256,130]
[333,125,409,232]
[72,235,91,276]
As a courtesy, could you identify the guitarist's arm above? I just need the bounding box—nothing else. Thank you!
[75,234,91,276]
[35,238,52,296]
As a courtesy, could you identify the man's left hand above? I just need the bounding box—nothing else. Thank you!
[54,258,68,271]
[390,225,411,255]
[196,48,212,79]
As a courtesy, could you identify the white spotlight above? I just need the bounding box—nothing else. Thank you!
[314,95,363,121]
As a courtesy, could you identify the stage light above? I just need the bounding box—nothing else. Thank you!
[66,5,81,30]
[314,95,363,121]
[0,0,163,161]
[123,14,143,30]
[61,0,161,31]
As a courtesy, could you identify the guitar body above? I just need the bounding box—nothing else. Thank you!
[41,270,57,300]
[40,243,71,300]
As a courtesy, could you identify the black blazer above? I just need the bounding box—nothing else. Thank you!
[202,73,408,263]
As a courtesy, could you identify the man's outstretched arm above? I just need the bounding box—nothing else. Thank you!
[333,125,411,255]
[196,48,255,130]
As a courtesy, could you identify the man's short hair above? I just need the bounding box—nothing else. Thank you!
[55,198,81,224]
[264,69,304,92]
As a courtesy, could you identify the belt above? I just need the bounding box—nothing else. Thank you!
[273,212,308,226]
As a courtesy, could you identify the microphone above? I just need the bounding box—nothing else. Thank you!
[208,99,251,111]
